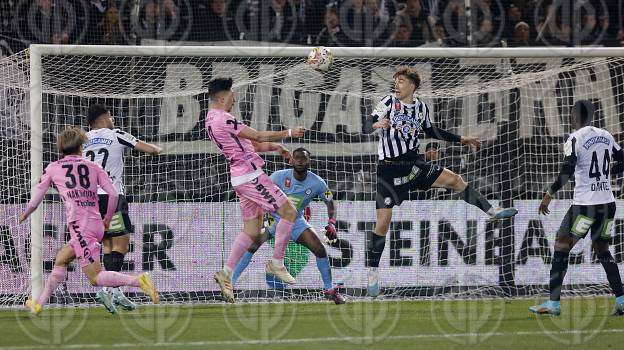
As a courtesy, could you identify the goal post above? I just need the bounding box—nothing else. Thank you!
[6,44,624,307]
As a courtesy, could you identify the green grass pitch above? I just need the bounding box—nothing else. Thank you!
[1,298,623,350]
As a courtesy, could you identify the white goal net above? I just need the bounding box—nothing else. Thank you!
[1,46,624,307]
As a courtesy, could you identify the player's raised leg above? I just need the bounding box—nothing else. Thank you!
[431,169,518,220]
[265,199,298,284]
[72,221,160,305]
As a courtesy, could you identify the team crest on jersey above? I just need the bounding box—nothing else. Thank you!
[394,101,402,111]
[305,188,312,196]
[284,178,291,188]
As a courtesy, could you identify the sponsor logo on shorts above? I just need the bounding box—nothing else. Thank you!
[384,197,392,206]
[73,224,95,264]
[255,183,279,210]
[393,166,421,186]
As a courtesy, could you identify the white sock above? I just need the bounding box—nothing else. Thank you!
[271,258,285,268]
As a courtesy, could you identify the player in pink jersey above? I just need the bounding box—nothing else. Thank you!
[206,78,305,303]
[19,128,159,315]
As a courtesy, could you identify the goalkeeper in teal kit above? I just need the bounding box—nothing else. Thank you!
[231,147,345,304]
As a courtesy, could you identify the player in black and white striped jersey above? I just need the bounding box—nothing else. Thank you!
[366,66,518,297]
[84,104,162,314]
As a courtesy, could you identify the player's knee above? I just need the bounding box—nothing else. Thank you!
[554,237,573,252]
[88,274,99,286]
[311,244,327,258]
[453,175,467,192]
[281,204,297,222]
[592,241,609,254]
[375,221,391,235]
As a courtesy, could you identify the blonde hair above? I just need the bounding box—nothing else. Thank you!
[57,127,87,155]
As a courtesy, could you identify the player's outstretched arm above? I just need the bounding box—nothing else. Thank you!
[238,126,305,143]
[251,141,291,159]
[134,140,162,156]
[19,171,52,223]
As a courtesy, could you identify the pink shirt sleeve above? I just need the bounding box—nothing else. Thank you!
[24,167,53,216]
[225,117,247,136]
[96,165,118,221]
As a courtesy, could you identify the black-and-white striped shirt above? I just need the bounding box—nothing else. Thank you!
[372,95,432,160]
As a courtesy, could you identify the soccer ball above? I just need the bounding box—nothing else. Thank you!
[307,47,333,72]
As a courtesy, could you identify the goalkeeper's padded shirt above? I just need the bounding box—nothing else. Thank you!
[205,108,266,186]
[268,169,332,220]
[84,128,138,195]
[563,125,621,205]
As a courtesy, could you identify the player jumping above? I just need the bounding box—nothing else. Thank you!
[530,100,624,316]
[84,104,162,314]
[20,128,159,315]
[367,66,518,297]
[206,77,305,303]
[231,148,346,304]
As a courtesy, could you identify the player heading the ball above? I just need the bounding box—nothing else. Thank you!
[20,128,159,315]
[530,100,624,316]
[206,77,305,303]
[367,66,518,297]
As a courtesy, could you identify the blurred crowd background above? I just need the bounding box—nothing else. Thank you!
[1,0,623,57]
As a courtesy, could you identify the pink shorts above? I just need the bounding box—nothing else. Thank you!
[68,218,104,268]
[235,173,288,220]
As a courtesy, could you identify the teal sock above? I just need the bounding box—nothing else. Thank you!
[616,295,624,304]
[316,256,332,289]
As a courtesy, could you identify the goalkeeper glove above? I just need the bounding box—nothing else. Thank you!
[324,218,337,244]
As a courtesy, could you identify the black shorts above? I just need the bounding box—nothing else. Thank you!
[376,153,444,209]
[98,194,133,238]
[557,202,616,242]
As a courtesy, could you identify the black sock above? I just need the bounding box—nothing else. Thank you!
[550,250,569,301]
[367,233,386,268]
[103,252,125,272]
[598,251,624,298]
[102,253,114,271]
[461,184,493,214]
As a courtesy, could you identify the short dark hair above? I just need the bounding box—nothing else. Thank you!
[208,77,233,100]
[425,142,440,152]
[293,147,311,158]
[57,127,87,155]
[394,66,421,90]
[87,104,109,126]
[573,100,594,125]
